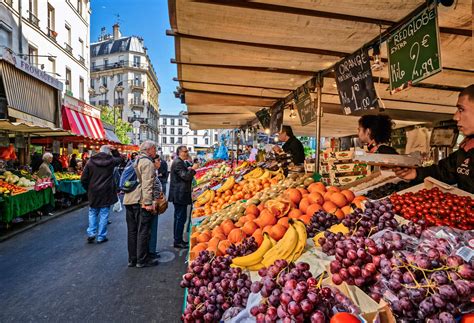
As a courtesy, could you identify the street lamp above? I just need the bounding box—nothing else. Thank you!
[113,82,124,125]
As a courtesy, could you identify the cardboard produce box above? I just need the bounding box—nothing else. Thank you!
[353,149,422,168]
[395,176,472,197]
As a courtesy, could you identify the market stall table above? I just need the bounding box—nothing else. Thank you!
[57,180,86,196]
[0,188,54,223]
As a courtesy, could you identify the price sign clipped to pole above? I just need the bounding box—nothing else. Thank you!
[387,4,441,93]
[269,101,284,135]
[295,87,316,126]
[335,48,379,115]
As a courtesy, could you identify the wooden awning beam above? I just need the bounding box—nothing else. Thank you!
[183,89,281,100]
[172,78,296,91]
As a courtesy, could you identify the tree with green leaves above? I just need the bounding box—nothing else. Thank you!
[100,106,132,144]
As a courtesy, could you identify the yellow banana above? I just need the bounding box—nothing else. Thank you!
[289,220,307,262]
[195,190,210,206]
[235,161,248,172]
[217,176,235,193]
[246,263,265,271]
[258,170,271,180]
[262,224,298,267]
[232,233,273,267]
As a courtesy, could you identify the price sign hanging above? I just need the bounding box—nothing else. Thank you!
[335,48,379,115]
[387,4,441,93]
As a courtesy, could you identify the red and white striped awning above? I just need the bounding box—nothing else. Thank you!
[62,107,105,139]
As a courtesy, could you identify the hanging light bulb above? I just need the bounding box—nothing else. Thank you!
[289,104,297,119]
[264,128,270,134]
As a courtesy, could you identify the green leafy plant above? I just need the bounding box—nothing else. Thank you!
[100,106,132,144]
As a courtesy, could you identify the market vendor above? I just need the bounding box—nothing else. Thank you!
[358,114,397,154]
[395,84,474,193]
[273,125,305,164]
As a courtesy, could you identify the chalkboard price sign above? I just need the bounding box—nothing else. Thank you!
[335,48,379,115]
[295,89,316,126]
[255,108,271,129]
[387,5,441,93]
[269,102,284,134]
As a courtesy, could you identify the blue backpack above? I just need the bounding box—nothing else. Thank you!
[119,157,151,193]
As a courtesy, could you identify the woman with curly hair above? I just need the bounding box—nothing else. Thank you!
[358,114,397,154]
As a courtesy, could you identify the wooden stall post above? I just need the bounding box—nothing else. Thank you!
[314,74,323,174]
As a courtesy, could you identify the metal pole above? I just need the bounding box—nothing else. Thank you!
[315,74,323,174]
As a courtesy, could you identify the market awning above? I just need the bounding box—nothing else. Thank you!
[168,0,473,136]
[0,120,74,137]
[62,107,106,140]
[104,129,122,144]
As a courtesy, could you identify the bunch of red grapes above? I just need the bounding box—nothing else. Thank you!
[180,251,252,322]
[306,210,341,238]
[226,237,258,258]
[249,260,359,322]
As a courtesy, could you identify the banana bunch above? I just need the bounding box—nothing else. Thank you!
[195,189,215,206]
[243,167,264,180]
[257,169,271,180]
[216,176,235,193]
[235,161,249,172]
[231,220,307,270]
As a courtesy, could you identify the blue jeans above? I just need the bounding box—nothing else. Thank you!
[149,215,158,253]
[174,203,188,245]
[87,207,110,241]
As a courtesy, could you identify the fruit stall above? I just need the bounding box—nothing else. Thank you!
[180,162,473,323]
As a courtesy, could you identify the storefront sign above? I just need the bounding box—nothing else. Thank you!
[295,88,316,126]
[63,95,101,119]
[387,4,441,93]
[335,48,379,115]
[0,48,63,91]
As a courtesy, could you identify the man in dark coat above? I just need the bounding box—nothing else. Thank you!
[168,146,198,248]
[81,145,123,243]
[157,155,169,196]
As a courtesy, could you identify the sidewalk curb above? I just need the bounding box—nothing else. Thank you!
[0,202,89,243]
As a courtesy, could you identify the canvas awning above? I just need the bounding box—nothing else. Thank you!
[62,107,106,140]
[0,120,74,137]
[168,0,473,137]
[104,129,122,144]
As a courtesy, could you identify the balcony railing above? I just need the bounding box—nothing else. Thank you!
[128,116,147,124]
[98,100,109,106]
[130,81,145,91]
[130,99,145,107]
[28,11,40,27]
[90,60,147,72]
[64,43,73,54]
[78,55,85,65]
[47,28,57,42]
[114,98,124,105]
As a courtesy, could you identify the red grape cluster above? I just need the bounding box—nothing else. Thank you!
[318,232,347,256]
[249,260,359,322]
[397,219,426,238]
[379,250,473,321]
[306,210,340,238]
[226,237,258,258]
[342,199,398,237]
[180,251,252,322]
[329,236,384,288]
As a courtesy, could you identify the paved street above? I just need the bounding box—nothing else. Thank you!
[0,203,187,322]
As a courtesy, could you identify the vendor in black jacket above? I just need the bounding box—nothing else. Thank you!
[395,84,474,193]
[273,125,305,164]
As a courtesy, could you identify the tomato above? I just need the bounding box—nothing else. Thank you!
[330,312,361,323]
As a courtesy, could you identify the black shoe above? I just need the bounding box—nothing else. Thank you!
[87,236,95,243]
[127,261,136,267]
[148,252,160,259]
[97,238,108,244]
[136,259,159,268]
[173,242,189,249]
[107,220,112,224]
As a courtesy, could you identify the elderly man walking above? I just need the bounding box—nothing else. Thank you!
[169,146,198,249]
[123,141,158,268]
[81,145,123,244]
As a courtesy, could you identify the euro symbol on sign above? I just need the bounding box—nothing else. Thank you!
[421,34,430,48]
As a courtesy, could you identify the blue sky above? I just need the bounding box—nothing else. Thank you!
[90,0,185,115]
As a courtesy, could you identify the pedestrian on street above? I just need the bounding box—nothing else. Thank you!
[168,146,198,249]
[123,141,158,268]
[80,145,123,244]
[157,155,169,196]
[37,152,58,216]
[148,155,164,259]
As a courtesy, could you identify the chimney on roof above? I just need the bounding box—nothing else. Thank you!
[112,23,121,39]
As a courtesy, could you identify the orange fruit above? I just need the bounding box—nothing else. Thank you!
[340,189,355,203]
[323,201,338,213]
[308,192,324,205]
[306,203,322,217]
[329,192,348,208]
[299,198,311,214]
[299,213,312,225]
[288,209,303,219]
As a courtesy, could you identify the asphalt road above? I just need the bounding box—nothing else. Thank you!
[0,203,188,322]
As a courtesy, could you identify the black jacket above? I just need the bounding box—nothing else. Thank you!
[415,146,473,194]
[168,157,196,205]
[158,159,169,183]
[81,150,123,208]
[282,136,305,164]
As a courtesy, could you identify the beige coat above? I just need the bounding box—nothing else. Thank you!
[123,154,155,206]
[37,162,52,178]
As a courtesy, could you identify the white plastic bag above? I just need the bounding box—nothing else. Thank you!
[112,200,123,213]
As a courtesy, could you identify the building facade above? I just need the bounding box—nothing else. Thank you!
[89,24,160,144]
[159,112,218,156]
[0,0,90,102]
